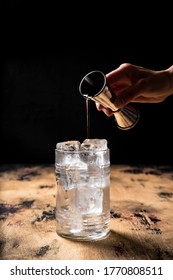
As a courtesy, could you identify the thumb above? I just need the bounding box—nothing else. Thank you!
[113,90,134,108]
[114,96,127,109]
[113,82,143,108]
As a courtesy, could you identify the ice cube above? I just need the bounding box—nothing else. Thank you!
[81,138,109,167]
[55,140,88,186]
[75,182,103,214]
[56,140,81,151]
[56,140,81,168]
[81,138,108,150]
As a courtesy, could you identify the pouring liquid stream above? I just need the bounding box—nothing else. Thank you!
[86,98,90,139]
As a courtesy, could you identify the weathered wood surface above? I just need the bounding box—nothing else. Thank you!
[0,164,173,260]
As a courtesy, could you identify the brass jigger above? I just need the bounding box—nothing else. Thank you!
[79,70,140,130]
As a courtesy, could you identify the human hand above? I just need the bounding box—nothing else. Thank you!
[96,63,173,116]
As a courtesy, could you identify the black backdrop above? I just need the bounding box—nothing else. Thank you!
[1,2,173,166]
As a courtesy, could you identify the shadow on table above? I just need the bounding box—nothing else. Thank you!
[72,229,172,260]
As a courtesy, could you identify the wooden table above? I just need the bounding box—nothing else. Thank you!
[0,164,173,260]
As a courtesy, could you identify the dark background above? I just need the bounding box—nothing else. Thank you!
[1,1,173,166]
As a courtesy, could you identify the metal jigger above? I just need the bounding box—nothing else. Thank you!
[79,70,140,130]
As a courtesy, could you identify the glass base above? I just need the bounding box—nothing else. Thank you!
[56,229,110,241]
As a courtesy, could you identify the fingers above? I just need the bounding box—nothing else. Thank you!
[132,96,167,103]
[102,108,114,117]
[95,102,102,111]
[113,81,145,108]
[106,63,130,84]
[95,102,114,116]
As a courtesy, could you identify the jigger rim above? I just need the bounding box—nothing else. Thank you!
[79,70,106,98]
